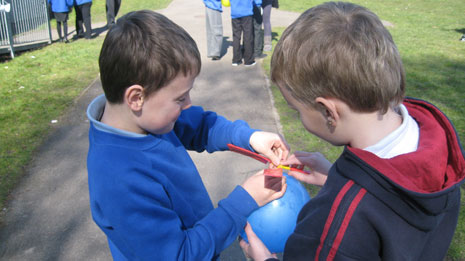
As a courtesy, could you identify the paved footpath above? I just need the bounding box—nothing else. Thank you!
[0,1,299,260]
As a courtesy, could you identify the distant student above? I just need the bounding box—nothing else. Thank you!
[203,0,223,60]
[240,2,465,260]
[86,10,289,260]
[262,0,278,51]
[106,0,121,28]
[252,0,266,59]
[230,0,255,66]
[74,0,92,39]
[48,0,73,43]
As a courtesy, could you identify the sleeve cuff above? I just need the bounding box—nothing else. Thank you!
[218,186,258,219]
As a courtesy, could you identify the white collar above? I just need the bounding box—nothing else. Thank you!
[363,104,419,159]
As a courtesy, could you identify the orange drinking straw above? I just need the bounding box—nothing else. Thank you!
[227,144,309,174]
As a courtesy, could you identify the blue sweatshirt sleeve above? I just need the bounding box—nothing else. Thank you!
[203,0,222,12]
[174,106,258,153]
[90,154,258,260]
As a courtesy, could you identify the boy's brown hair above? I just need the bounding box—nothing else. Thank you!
[99,10,201,104]
[271,2,405,114]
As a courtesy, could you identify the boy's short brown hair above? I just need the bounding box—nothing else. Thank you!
[271,2,405,114]
[99,10,201,104]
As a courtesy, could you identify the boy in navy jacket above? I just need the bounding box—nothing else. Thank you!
[240,2,465,260]
[86,10,289,260]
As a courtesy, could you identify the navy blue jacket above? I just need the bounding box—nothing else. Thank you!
[284,98,465,260]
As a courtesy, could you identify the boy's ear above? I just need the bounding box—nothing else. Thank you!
[124,85,145,111]
[315,97,339,127]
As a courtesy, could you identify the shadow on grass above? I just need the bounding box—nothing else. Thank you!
[402,54,465,126]
[454,28,465,35]
[271,32,279,42]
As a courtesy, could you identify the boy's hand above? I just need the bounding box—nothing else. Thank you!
[280,151,332,187]
[240,223,276,260]
[249,131,290,167]
[242,170,287,207]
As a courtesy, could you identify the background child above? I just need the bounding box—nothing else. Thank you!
[230,0,255,66]
[73,0,92,39]
[252,0,265,59]
[262,0,278,51]
[48,0,73,43]
[203,0,223,60]
[241,2,465,260]
[105,0,121,28]
[87,10,289,260]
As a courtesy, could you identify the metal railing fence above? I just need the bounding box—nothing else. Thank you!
[0,0,52,58]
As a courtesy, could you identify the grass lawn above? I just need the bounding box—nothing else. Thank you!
[266,0,465,259]
[0,0,170,216]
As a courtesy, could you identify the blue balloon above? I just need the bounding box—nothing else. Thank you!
[241,173,311,253]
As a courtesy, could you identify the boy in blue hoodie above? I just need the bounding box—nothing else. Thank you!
[48,0,73,43]
[73,0,92,39]
[230,0,255,66]
[87,10,289,260]
[241,2,465,260]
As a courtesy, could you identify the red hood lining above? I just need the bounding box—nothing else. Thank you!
[348,99,465,193]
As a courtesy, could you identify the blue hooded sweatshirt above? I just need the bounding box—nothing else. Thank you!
[47,0,73,13]
[74,0,91,6]
[86,95,260,260]
[203,0,222,12]
[229,0,253,19]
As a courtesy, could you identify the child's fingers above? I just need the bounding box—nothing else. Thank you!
[239,239,251,259]
[288,170,327,187]
[239,240,248,249]
[265,146,284,166]
[244,223,265,247]
[277,139,291,160]
[239,238,248,248]
[270,176,287,201]
[274,147,283,162]
[280,145,289,162]
[243,222,275,260]
[244,223,256,238]
[240,223,259,259]
[270,139,289,166]
[293,150,310,156]
[287,170,308,182]
[280,154,304,166]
